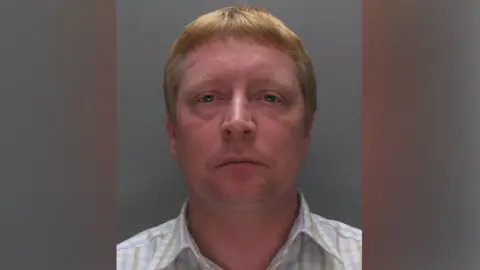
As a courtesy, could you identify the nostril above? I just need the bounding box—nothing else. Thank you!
[221,120,255,138]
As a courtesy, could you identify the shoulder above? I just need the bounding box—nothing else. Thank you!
[116,219,177,270]
[310,213,362,267]
[117,219,177,251]
[311,213,362,241]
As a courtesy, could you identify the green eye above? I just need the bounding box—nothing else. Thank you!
[264,94,279,103]
[200,94,215,103]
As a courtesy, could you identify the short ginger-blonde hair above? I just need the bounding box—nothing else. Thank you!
[163,5,317,122]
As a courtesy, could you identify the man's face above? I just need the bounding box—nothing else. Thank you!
[168,38,313,208]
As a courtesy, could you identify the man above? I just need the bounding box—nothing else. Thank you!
[117,5,361,270]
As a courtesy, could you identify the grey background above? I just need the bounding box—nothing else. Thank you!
[1,1,116,268]
[117,0,361,242]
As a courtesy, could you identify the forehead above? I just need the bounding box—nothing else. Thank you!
[179,38,298,87]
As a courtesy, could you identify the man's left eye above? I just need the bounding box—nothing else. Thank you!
[263,94,281,103]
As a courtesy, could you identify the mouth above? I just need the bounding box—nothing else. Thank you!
[217,159,265,168]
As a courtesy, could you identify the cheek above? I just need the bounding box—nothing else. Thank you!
[259,118,307,165]
[175,120,220,171]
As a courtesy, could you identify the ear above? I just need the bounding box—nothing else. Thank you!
[304,112,316,139]
[166,117,177,157]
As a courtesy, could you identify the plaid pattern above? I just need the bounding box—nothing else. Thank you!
[117,193,362,270]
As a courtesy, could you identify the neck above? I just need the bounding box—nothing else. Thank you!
[186,189,300,270]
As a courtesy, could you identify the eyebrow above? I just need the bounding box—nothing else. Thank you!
[180,76,222,92]
[251,76,293,88]
[180,67,297,92]
[182,76,294,93]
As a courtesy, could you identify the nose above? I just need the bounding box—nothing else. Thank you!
[221,94,256,142]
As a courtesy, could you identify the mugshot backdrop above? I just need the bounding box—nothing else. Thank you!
[117,0,361,242]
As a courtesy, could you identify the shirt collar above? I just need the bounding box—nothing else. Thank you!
[154,191,344,269]
[294,193,344,263]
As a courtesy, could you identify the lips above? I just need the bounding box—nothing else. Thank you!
[216,158,265,168]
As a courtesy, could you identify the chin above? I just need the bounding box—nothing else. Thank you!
[209,178,277,204]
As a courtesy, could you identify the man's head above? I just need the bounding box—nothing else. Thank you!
[164,5,317,209]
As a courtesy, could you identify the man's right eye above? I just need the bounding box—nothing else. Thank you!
[198,94,216,103]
